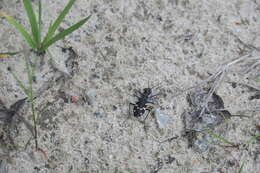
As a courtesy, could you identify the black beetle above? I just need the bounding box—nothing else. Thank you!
[129,87,160,121]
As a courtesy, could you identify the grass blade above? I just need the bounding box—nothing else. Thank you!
[42,15,91,50]
[245,134,260,147]
[237,161,245,173]
[9,69,28,95]
[0,11,36,48]
[38,0,42,43]
[23,0,40,48]
[206,129,235,146]
[42,0,76,45]
[0,52,20,58]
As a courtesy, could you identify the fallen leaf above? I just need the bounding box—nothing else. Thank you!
[0,52,19,58]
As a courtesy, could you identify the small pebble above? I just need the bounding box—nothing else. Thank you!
[85,89,97,105]
[94,112,106,118]
[71,96,79,103]
[155,108,170,129]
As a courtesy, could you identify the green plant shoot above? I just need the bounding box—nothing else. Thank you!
[9,52,39,149]
[0,0,91,54]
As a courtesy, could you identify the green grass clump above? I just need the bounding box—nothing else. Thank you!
[0,0,91,54]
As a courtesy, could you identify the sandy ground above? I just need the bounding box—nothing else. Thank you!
[0,0,260,172]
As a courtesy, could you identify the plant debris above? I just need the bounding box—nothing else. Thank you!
[182,89,232,152]
[183,89,231,131]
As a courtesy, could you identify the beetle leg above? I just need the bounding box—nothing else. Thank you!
[149,93,161,98]
[133,94,141,98]
[136,90,143,97]
[142,103,159,122]
[142,107,154,122]
[142,111,150,122]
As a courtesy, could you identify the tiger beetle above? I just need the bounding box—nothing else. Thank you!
[129,84,161,122]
